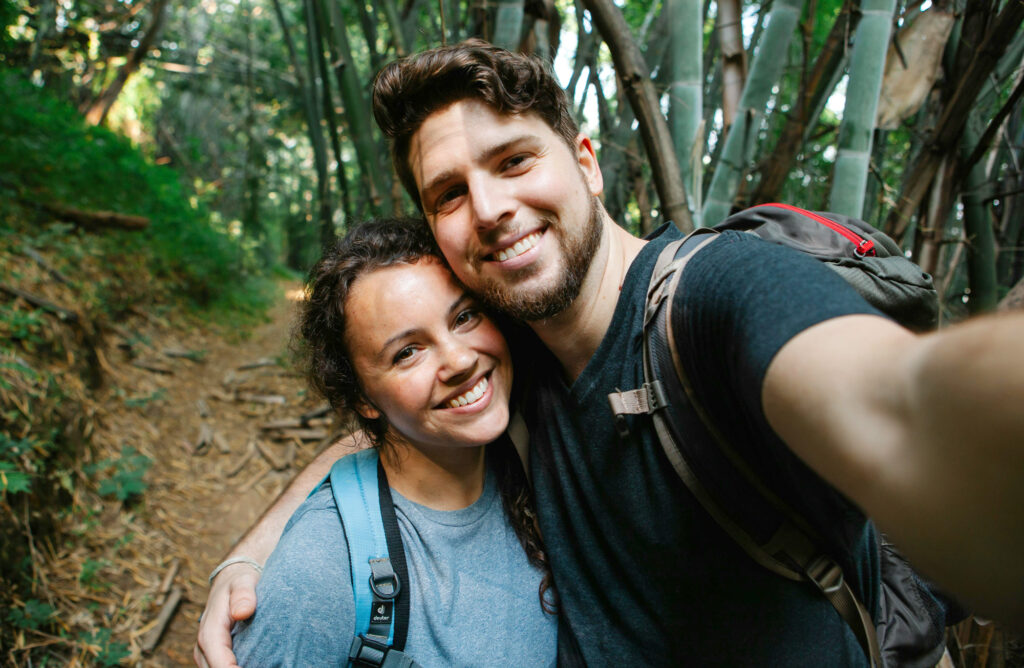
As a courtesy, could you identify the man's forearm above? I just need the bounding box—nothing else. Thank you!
[892,312,1024,625]
[223,433,366,564]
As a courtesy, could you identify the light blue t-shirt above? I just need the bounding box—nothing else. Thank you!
[233,461,557,667]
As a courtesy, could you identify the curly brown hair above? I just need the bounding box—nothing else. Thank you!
[372,38,579,210]
[297,217,555,613]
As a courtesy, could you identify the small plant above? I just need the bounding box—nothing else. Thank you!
[122,388,167,408]
[78,558,109,591]
[85,446,152,502]
[6,599,56,630]
[0,307,46,348]
[77,628,130,667]
[0,460,31,494]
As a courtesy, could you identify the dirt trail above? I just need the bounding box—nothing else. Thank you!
[85,281,337,665]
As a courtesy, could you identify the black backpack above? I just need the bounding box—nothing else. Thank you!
[608,203,957,668]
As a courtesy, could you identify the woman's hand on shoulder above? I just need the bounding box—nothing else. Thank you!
[193,561,261,668]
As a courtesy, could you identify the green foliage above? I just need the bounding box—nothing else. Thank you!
[0,69,265,309]
[78,558,110,590]
[0,460,32,494]
[6,598,56,630]
[77,627,131,667]
[85,446,152,502]
[122,388,168,408]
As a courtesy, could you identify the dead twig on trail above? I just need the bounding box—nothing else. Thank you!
[139,586,182,653]
[237,357,278,370]
[254,439,294,471]
[237,392,286,405]
[131,358,174,375]
[225,441,257,478]
[21,246,72,285]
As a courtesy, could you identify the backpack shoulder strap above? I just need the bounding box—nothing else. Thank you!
[330,449,418,668]
[609,228,883,667]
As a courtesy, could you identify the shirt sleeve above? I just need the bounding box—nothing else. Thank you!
[232,484,355,667]
[671,230,887,550]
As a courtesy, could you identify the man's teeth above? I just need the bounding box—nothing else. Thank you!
[494,232,541,262]
[448,377,488,408]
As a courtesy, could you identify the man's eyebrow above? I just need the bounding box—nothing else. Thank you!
[420,133,540,200]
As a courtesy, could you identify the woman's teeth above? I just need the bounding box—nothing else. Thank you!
[494,232,541,262]
[448,376,488,408]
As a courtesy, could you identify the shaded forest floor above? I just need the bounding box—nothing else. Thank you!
[3,274,343,665]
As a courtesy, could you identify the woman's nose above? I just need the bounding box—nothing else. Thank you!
[438,339,477,384]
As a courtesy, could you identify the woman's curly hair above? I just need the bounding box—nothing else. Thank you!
[296,217,556,613]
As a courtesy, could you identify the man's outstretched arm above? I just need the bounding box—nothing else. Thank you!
[193,432,366,668]
[763,312,1024,628]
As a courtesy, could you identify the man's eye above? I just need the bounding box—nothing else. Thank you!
[434,186,466,213]
[503,154,530,172]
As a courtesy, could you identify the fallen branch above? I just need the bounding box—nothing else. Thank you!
[238,358,278,370]
[0,284,79,323]
[225,441,257,478]
[132,359,174,375]
[140,585,181,653]
[237,392,286,405]
[37,201,150,231]
[254,440,293,470]
[269,428,327,442]
[21,247,72,286]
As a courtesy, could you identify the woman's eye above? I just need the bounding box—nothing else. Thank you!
[454,308,480,328]
[393,346,417,364]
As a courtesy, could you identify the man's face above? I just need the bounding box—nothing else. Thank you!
[408,99,604,321]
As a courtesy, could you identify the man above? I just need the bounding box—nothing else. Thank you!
[196,40,1024,666]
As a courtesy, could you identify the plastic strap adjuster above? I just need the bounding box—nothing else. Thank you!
[350,634,390,667]
[806,555,845,594]
[369,557,400,599]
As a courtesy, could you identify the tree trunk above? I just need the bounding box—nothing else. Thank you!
[883,0,1024,241]
[703,0,806,226]
[961,113,998,314]
[828,0,897,218]
[582,0,693,232]
[716,0,746,134]
[300,0,333,243]
[751,1,856,205]
[379,0,409,56]
[82,0,169,125]
[493,0,525,51]
[666,0,704,226]
[322,0,392,216]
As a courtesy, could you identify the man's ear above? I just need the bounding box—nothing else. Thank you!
[355,397,380,420]
[576,134,604,197]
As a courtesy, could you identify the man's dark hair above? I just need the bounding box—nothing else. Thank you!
[372,38,580,209]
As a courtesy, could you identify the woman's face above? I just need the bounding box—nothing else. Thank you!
[345,258,513,453]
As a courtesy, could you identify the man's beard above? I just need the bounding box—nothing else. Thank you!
[476,195,603,322]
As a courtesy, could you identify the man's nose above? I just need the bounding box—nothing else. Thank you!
[468,175,515,230]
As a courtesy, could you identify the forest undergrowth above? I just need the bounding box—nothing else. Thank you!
[0,68,347,665]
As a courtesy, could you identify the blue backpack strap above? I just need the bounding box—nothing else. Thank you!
[330,450,418,668]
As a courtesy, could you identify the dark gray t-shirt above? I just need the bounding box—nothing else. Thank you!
[525,226,884,666]
[233,463,557,667]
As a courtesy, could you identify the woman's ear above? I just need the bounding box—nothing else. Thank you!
[355,396,380,420]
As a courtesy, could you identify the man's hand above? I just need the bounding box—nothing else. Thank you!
[194,562,260,668]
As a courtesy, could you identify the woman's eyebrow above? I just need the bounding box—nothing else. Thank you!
[379,327,419,359]
[448,292,473,318]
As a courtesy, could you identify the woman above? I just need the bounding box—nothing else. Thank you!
[232,218,556,666]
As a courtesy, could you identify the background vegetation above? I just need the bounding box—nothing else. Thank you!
[1,0,1022,664]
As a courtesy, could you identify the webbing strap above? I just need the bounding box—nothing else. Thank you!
[330,450,418,667]
[641,230,884,668]
[377,460,409,651]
